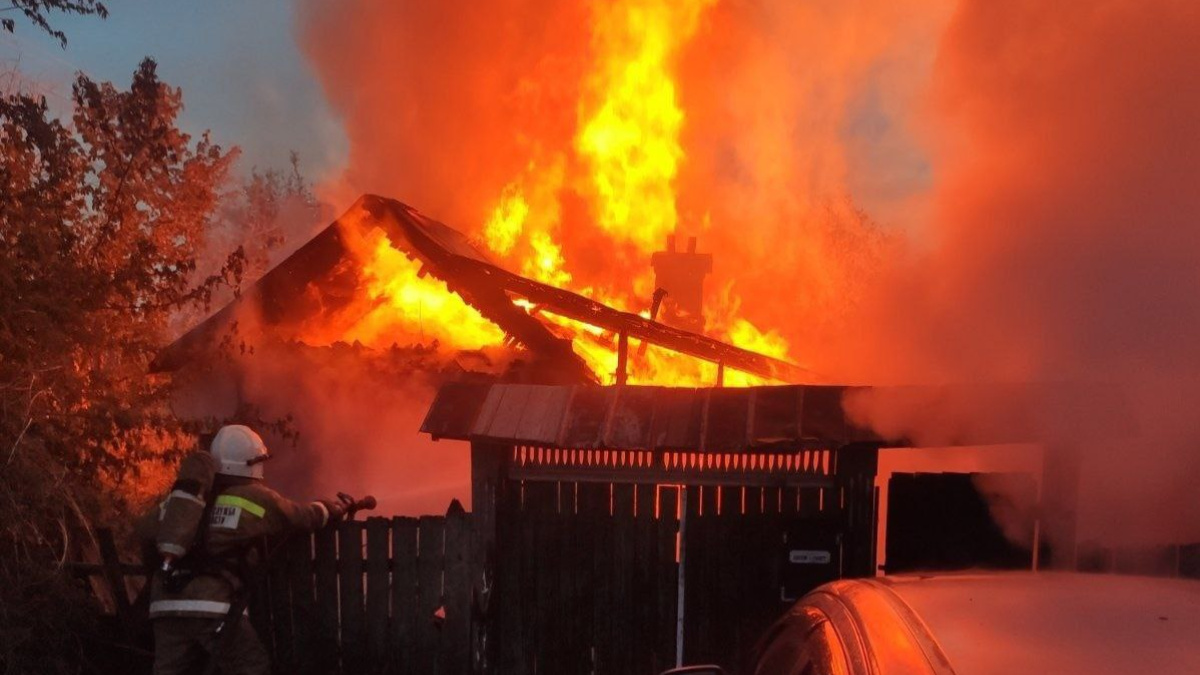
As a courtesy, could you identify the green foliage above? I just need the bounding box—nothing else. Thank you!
[1,0,108,47]
[0,57,242,673]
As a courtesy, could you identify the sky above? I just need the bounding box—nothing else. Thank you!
[0,0,347,179]
[0,0,932,228]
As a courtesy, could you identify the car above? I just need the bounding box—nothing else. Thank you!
[743,572,1200,675]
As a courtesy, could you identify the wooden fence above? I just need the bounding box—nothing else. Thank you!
[492,479,845,675]
[76,507,473,675]
[74,503,1200,675]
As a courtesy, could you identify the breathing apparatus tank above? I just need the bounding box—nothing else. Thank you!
[156,450,218,577]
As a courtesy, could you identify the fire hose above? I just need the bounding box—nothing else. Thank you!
[201,494,377,675]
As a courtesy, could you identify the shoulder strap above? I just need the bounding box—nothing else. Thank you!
[194,483,221,556]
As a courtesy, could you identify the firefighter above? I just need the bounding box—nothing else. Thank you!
[138,424,352,675]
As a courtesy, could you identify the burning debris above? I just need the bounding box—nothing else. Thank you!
[155,195,812,387]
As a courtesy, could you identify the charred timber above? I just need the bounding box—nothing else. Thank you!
[362,195,815,384]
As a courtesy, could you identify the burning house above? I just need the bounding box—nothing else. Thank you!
[154,196,1121,673]
[157,194,811,383]
[155,194,814,512]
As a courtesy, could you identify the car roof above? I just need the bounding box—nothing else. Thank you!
[867,572,1200,675]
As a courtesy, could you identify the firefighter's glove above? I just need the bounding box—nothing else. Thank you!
[319,498,349,525]
[319,493,357,525]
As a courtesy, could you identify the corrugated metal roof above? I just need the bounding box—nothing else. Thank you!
[420,381,1135,452]
[421,383,883,451]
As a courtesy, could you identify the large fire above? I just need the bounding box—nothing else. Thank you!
[573,0,713,254]
[322,0,793,387]
[342,231,505,351]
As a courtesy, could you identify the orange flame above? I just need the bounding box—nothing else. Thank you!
[574,0,714,254]
[312,0,794,387]
[339,226,504,351]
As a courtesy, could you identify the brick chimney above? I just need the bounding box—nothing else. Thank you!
[650,235,713,333]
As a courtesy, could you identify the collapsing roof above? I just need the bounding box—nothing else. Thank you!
[154,195,812,383]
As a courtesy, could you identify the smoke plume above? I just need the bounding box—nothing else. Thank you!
[846,0,1200,545]
[286,0,1200,544]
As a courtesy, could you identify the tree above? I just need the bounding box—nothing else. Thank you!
[0,57,241,672]
[1,0,108,47]
[217,152,322,281]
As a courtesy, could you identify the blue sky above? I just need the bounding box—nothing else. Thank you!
[0,0,347,178]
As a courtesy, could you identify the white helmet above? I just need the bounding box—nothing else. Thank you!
[210,425,270,479]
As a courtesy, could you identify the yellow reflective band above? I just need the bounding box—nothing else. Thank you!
[215,494,266,518]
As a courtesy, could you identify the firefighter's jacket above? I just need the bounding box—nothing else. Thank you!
[137,481,330,620]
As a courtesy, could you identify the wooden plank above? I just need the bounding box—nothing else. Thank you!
[634,482,658,674]
[492,267,813,382]
[421,381,492,439]
[616,331,629,384]
[656,486,679,672]
[506,462,834,488]
[513,385,572,445]
[523,481,558,674]
[717,486,742,667]
[751,386,803,444]
[562,482,588,675]
[416,516,446,675]
[286,534,319,675]
[580,484,602,673]
[836,445,880,578]
[268,537,295,671]
[443,504,471,675]
[597,485,615,675]
[782,484,801,516]
[313,526,340,675]
[801,386,848,444]
[681,484,702,667]
[705,487,728,667]
[515,485,537,674]
[391,517,419,675]
[747,497,785,656]
[496,483,524,675]
[563,387,615,448]
[484,385,536,441]
[469,445,504,675]
[547,490,572,674]
[576,481,609,674]
[611,483,636,675]
[799,483,822,517]
[96,529,136,641]
[705,388,751,451]
[762,485,782,515]
[605,386,660,448]
[365,517,391,672]
[339,521,367,675]
[651,389,704,450]
[469,386,507,438]
[695,485,721,666]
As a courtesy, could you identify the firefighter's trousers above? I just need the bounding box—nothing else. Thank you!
[152,616,270,675]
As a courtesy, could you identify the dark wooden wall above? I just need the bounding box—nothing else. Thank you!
[495,480,681,675]
[680,484,842,672]
[487,454,854,675]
